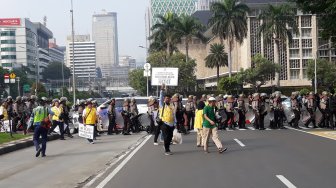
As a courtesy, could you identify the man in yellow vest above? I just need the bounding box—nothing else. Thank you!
[159,84,176,156]
[83,100,98,144]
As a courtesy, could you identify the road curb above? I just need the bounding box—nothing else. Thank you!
[0,134,60,156]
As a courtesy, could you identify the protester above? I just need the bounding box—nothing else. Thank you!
[194,101,205,147]
[48,99,65,140]
[159,84,176,155]
[83,100,98,144]
[31,97,50,157]
[203,97,227,154]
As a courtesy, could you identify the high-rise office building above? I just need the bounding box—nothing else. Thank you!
[66,35,96,80]
[195,0,220,11]
[49,38,65,64]
[150,0,198,25]
[92,11,119,78]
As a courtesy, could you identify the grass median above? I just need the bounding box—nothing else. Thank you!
[0,133,32,145]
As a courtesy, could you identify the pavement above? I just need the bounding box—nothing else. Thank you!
[87,125,336,188]
[0,132,147,188]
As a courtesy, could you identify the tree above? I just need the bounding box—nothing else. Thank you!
[209,0,249,77]
[129,69,148,95]
[307,59,336,89]
[150,13,181,56]
[0,67,32,98]
[204,43,228,85]
[237,54,280,92]
[218,76,240,94]
[258,4,298,87]
[176,15,206,63]
[147,51,197,94]
[293,0,336,44]
[41,62,71,80]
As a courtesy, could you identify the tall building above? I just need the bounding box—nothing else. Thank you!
[49,38,65,63]
[178,0,335,88]
[150,0,198,25]
[195,0,220,11]
[92,11,119,78]
[0,18,53,81]
[66,35,96,80]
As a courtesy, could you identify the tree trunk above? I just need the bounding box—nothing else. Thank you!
[186,38,189,63]
[217,64,220,86]
[228,39,232,78]
[274,40,280,88]
[167,38,171,57]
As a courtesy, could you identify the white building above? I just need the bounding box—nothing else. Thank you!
[66,35,96,80]
[49,38,65,63]
[92,11,119,78]
[119,55,136,70]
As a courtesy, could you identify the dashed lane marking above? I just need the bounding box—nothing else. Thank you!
[276,175,297,188]
[234,138,246,147]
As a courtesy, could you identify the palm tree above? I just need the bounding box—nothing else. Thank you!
[205,43,228,84]
[150,12,180,56]
[258,4,298,87]
[209,0,249,77]
[176,15,206,63]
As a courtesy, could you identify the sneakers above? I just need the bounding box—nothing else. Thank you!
[42,154,46,157]
[35,148,42,157]
[218,147,228,153]
[164,152,173,156]
[154,142,159,146]
[90,141,95,144]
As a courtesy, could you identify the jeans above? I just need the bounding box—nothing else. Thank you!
[161,124,174,152]
[33,125,48,155]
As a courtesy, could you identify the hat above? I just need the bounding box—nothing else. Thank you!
[208,97,216,101]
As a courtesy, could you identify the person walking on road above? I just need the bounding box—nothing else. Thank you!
[48,99,65,140]
[159,84,176,155]
[83,100,98,144]
[203,97,227,154]
[31,97,50,157]
[194,101,205,147]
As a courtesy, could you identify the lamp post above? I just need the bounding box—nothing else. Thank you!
[70,0,76,104]
[139,45,150,97]
[315,43,330,94]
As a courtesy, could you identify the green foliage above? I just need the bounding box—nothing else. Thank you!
[204,43,228,84]
[237,54,280,92]
[147,51,197,94]
[218,76,241,94]
[129,69,148,96]
[307,59,336,88]
[293,0,336,44]
[299,88,310,96]
[0,67,32,98]
[209,0,249,44]
[41,62,71,80]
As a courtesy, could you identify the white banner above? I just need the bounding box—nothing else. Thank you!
[1,120,10,132]
[78,123,94,139]
[151,67,179,86]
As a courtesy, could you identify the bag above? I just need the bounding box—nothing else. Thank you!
[172,129,182,144]
[156,103,165,126]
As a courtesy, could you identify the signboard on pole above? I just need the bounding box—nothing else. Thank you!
[4,73,9,83]
[144,70,151,77]
[9,73,16,83]
[151,67,179,86]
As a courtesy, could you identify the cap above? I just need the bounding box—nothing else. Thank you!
[208,97,216,101]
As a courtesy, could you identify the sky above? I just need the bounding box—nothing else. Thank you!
[0,0,149,63]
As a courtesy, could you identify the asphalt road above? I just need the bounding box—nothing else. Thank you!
[0,132,147,188]
[89,126,336,188]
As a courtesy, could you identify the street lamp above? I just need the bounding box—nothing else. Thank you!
[315,43,330,94]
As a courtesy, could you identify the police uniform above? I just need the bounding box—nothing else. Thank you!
[290,92,301,128]
[305,92,317,128]
[225,95,235,129]
[237,94,247,129]
[108,99,119,134]
[185,95,196,130]
[122,99,131,135]
[319,91,330,128]
[259,93,267,130]
[130,98,140,133]
[272,93,284,129]
[252,93,261,129]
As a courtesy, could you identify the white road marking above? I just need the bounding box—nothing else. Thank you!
[95,135,152,188]
[234,138,246,147]
[276,175,297,188]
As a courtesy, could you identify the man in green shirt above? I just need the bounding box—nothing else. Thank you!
[203,97,227,153]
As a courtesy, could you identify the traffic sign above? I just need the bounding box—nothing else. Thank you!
[144,63,151,71]
[4,73,9,83]
[23,84,30,92]
[144,70,151,77]
[9,73,16,79]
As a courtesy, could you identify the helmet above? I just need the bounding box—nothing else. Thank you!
[239,94,245,98]
[124,98,129,102]
[131,98,136,102]
[7,96,13,100]
[224,94,228,99]
[16,96,22,102]
[60,97,67,102]
[188,95,193,99]
[39,97,48,104]
[322,91,329,96]
[30,95,37,100]
[253,93,260,98]
[309,91,314,96]
[22,96,28,101]
[79,99,86,104]
[260,93,267,97]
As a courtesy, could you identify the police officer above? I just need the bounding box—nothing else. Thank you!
[216,94,225,130]
[273,92,284,129]
[319,91,330,128]
[304,92,317,128]
[107,98,119,135]
[225,95,235,130]
[329,92,336,130]
[259,93,268,130]
[27,95,38,116]
[290,92,301,129]
[77,99,86,125]
[60,97,73,138]
[13,96,26,133]
[130,98,140,133]
[121,98,131,135]
[185,95,196,131]
[237,94,247,129]
[252,93,261,129]
[31,97,50,157]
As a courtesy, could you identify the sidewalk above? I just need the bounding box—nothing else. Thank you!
[0,133,60,155]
